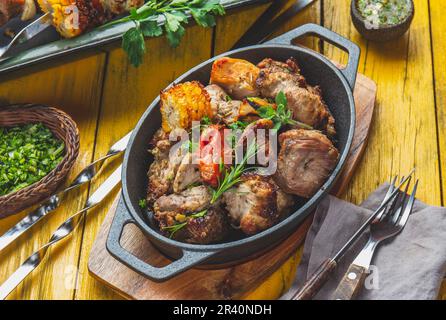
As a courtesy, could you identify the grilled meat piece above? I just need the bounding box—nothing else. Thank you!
[154,185,212,214]
[0,0,24,26]
[154,186,229,244]
[210,57,260,100]
[204,84,242,125]
[173,153,201,193]
[156,206,230,244]
[146,138,188,207]
[274,129,339,198]
[101,0,143,14]
[222,174,281,235]
[160,81,213,133]
[256,58,336,136]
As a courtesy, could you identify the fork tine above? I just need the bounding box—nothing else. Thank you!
[375,175,398,222]
[397,180,418,228]
[391,177,412,224]
[381,176,409,222]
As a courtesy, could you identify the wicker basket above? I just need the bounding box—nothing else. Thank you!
[0,104,80,218]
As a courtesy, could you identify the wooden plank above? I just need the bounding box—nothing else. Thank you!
[0,53,106,299]
[428,0,446,298]
[323,0,441,206]
[74,25,214,300]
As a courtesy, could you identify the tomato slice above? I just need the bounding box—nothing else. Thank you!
[197,125,229,187]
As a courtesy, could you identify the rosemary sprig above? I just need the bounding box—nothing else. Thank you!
[162,209,208,238]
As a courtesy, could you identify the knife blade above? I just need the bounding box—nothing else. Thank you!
[231,0,315,50]
[0,12,52,60]
[0,165,122,300]
[0,132,132,253]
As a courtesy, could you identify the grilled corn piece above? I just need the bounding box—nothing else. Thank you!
[37,0,143,38]
[160,81,214,133]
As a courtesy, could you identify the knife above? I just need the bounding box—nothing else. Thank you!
[0,132,132,253]
[0,165,122,300]
[0,12,52,60]
[231,0,315,50]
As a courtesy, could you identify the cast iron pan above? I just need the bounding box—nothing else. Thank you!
[106,23,360,282]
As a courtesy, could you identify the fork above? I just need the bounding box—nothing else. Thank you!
[331,178,419,300]
[0,12,51,60]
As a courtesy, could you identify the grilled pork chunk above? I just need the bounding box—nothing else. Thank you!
[146,137,188,207]
[154,186,229,244]
[172,153,201,193]
[274,129,339,198]
[210,57,260,100]
[222,174,288,235]
[256,58,336,137]
[205,84,242,125]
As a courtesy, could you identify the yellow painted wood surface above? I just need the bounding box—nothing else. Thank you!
[0,0,445,299]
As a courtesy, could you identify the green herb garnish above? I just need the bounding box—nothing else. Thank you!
[110,0,225,67]
[162,209,208,238]
[257,91,313,130]
[0,123,65,196]
[139,198,147,209]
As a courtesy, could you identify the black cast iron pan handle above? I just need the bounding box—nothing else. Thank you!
[265,23,360,90]
[106,196,217,282]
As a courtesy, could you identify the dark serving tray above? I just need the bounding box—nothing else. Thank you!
[0,0,269,75]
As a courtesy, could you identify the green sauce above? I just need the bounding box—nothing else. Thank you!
[0,123,65,196]
[357,0,412,28]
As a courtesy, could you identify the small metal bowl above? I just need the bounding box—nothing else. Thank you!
[351,0,414,42]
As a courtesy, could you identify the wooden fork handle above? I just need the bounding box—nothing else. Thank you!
[291,258,337,300]
[332,264,368,300]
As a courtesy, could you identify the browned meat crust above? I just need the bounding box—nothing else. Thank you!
[256,58,336,137]
[222,173,279,235]
[274,129,339,198]
[154,186,229,244]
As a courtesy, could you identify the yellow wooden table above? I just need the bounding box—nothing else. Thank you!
[0,0,445,300]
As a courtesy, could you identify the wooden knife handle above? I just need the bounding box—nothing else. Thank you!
[291,258,337,300]
[331,264,368,300]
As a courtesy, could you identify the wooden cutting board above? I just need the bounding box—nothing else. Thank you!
[88,72,377,300]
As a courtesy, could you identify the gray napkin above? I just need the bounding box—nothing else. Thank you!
[281,184,446,300]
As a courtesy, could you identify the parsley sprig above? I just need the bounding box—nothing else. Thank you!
[110,0,225,67]
[256,91,313,130]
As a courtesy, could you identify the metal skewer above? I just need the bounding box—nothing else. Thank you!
[0,132,132,253]
[0,165,123,300]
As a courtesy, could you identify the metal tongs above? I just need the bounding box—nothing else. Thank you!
[0,12,51,61]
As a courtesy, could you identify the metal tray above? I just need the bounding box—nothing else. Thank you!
[0,0,269,75]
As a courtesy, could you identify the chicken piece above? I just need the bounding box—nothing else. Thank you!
[236,119,274,167]
[274,129,339,198]
[0,0,24,26]
[256,58,336,136]
[154,185,212,214]
[222,174,279,235]
[204,84,241,125]
[146,138,187,206]
[173,152,201,193]
[160,81,213,133]
[210,57,260,100]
